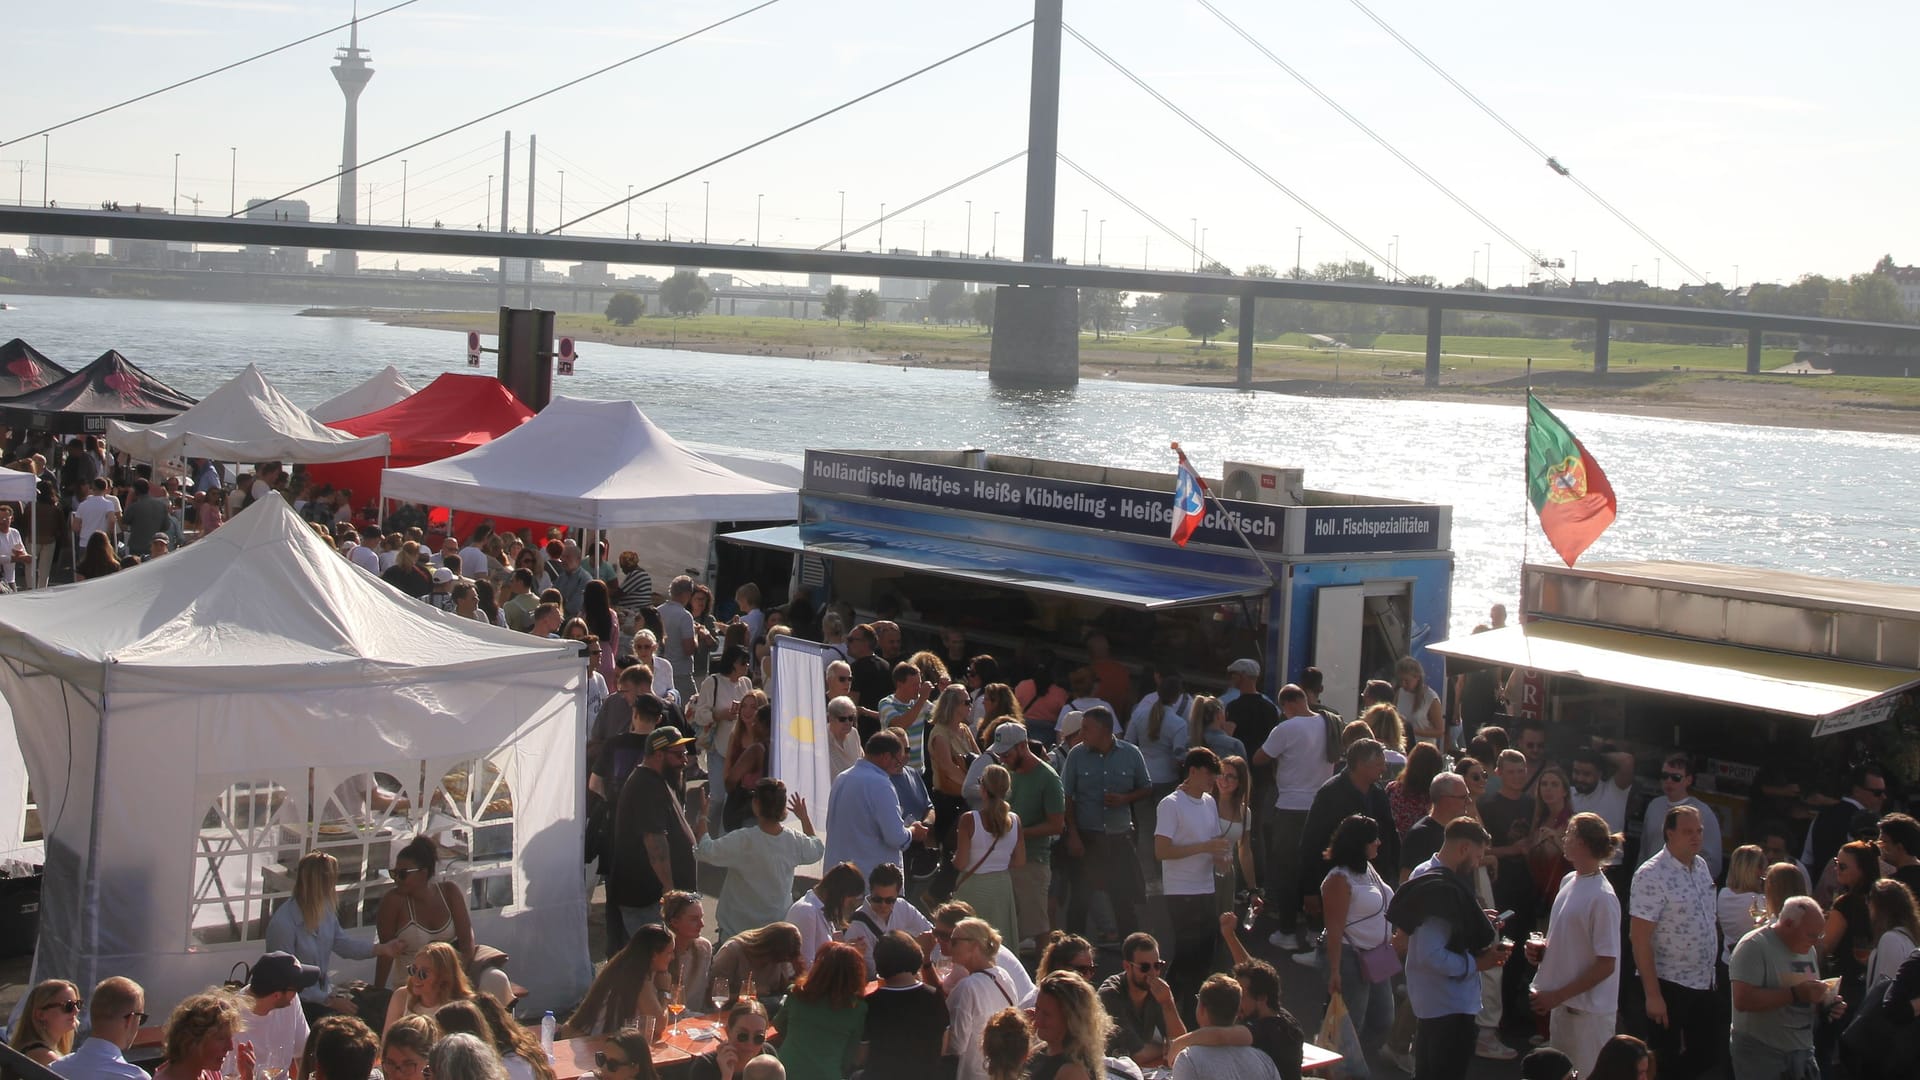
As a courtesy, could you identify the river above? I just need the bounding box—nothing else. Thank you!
[4,294,1916,636]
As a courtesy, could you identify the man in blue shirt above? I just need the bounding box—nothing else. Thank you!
[1397,817,1511,1080]
[52,977,149,1080]
[825,729,931,878]
[1060,706,1152,940]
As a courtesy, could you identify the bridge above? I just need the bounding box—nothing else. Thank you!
[7,0,1919,387]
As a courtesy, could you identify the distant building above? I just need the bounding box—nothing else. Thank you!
[570,261,613,286]
[107,206,179,267]
[706,272,733,291]
[27,235,93,257]
[879,248,928,301]
[808,272,832,292]
[1889,266,1920,315]
[244,198,311,272]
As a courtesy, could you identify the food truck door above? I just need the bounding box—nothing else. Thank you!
[1314,585,1367,720]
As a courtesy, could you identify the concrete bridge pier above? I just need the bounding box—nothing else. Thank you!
[1237,293,1256,388]
[989,285,1080,387]
[1747,328,1762,374]
[1424,306,1442,388]
[1594,316,1610,374]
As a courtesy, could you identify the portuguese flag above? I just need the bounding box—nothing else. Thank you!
[1527,393,1617,566]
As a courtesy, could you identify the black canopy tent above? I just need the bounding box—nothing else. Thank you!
[0,350,197,433]
[0,339,72,399]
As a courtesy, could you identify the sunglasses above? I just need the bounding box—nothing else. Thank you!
[733,1032,768,1046]
[382,1060,424,1075]
[406,965,431,979]
[41,1000,81,1014]
[1133,959,1168,973]
[1865,787,1888,796]
[593,1052,637,1072]
[1661,772,1688,783]
[868,894,898,906]
[1070,963,1097,977]
[393,867,423,878]
[125,1011,150,1025]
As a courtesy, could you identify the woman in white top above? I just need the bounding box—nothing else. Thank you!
[1393,657,1444,748]
[952,764,1025,947]
[786,861,866,968]
[944,918,1021,1080]
[1319,813,1396,1079]
[1866,877,1920,988]
[1716,845,1768,964]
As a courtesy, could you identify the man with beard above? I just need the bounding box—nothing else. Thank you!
[1569,747,1635,835]
[1098,931,1188,1068]
[610,729,701,929]
[1391,817,1511,1080]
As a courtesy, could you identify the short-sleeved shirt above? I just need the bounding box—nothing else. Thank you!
[1227,695,1281,765]
[73,493,119,543]
[1099,973,1173,1057]
[1156,787,1220,896]
[658,600,697,673]
[1729,925,1819,1052]
[1061,740,1151,834]
[1531,870,1621,1013]
[1642,795,1723,876]
[1008,759,1066,863]
[1260,713,1333,811]
[1629,847,1720,991]
[1246,1012,1305,1080]
[609,764,696,908]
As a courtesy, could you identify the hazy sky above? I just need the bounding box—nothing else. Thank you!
[4,0,1914,288]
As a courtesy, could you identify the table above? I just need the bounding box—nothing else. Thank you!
[553,1019,734,1079]
[1302,1042,1343,1073]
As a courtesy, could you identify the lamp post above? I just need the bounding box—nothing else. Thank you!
[555,169,562,234]
[1392,233,1399,281]
[1655,258,1662,289]
[1081,208,1088,264]
[229,146,236,216]
[702,181,710,244]
[964,199,972,258]
[1295,226,1302,277]
[1572,250,1579,282]
[879,203,885,251]
[837,190,845,249]
[172,153,180,215]
[1190,217,1198,272]
[991,210,998,257]
[1097,218,1104,265]
[1485,241,1492,288]
[625,185,631,238]
[756,193,763,247]
[486,175,492,231]
[41,134,48,207]
[402,159,410,228]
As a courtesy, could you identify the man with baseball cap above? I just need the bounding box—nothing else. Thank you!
[229,952,320,1076]
[610,728,702,934]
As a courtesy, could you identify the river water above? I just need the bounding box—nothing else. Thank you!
[4,294,1916,635]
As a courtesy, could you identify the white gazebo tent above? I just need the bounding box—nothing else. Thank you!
[380,396,798,583]
[104,363,393,465]
[0,495,592,1013]
[309,365,419,424]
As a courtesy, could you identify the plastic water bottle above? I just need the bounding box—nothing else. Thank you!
[540,1011,556,1064]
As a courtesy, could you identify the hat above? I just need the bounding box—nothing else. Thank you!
[432,567,455,584]
[249,952,321,996]
[1227,658,1260,678]
[1519,1048,1573,1080]
[1056,711,1084,739]
[990,722,1029,753]
[647,728,695,754]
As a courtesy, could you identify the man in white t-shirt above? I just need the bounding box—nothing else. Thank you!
[842,862,934,971]
[225,952,317,1078]
[71,477,121,548]
[1155,747,1228,1021]
[1570,747,1635,834]
[1527,813,1623,1078]
[1252,685,1335,950]
[0,505,29,592]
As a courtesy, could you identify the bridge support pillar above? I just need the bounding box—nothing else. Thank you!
[1424,307,1442,388]
[989,285,1079,387]
[1237,294,1256,388]
[1747,328,1762,374]
[1594,317,1610,374]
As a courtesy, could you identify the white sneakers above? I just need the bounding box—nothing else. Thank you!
[1474,1031,1518,1060]
[1267,929,1305,950]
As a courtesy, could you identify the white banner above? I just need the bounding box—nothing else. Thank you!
[771,635,834,874]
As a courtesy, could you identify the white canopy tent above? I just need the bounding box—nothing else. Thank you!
[309,365,419,424]
[104,364,392,465]
[0,495,592,1013]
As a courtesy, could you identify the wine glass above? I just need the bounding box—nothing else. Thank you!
[710,977,730,1015]
[1749,895,1769,926]
[666,984,687,1038]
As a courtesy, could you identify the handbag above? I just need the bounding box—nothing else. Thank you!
[1348,867,1402,982]
[928,817,1001,902]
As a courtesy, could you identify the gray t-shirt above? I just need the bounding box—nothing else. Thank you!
[659,601,697,675]
[1729,926,1819,1052]
[1172,1043,1283,1080]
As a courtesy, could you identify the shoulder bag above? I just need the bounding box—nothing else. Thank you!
[929,816,1003,902]
[1352,867,1402,982]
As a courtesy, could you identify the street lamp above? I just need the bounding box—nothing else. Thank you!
[486,175,492,231]
[402,159,410,228]
[1190,217,1198,272]
[41,134,48,207]
[1097,219,1104,265]
[1295,226,1302,278]
[555,169,562,234]
[1081,208,1088,264]
[1392,233,1399,281]
[703,180,710,244]
[837,190,845,249]
[965,200,972,258]
[229,147,236,216]
[879,203,885,251]
[625,185,631,239]
[172,153,180,215]
[991,210,998,257]
[756,193,763,247]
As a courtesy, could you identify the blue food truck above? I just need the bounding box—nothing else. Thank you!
[722,449,1453,716]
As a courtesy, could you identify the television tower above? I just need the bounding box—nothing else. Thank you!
[330,3,373,274]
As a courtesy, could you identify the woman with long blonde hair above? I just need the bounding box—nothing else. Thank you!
[972,683,1023,740]
[562,923,672,1037]
[952,764,1025,946]
[267,851,402,1020]
[6,979,81,1074]
[1214,755,1257,914]
[1028,971,1111,1080]
[1717,845,1768,963]
[927,683,980,846]
[1188,695,1246,761]
[384,941,474,1034]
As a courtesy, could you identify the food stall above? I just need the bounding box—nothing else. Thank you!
[721,449,1454,717]
[1429,560,1920,855]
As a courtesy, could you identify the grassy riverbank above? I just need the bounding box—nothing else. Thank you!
[306,308,1920,434]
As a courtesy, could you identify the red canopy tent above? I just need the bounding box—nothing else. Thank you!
[308,373,534,520]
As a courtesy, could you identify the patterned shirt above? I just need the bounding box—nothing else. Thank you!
[1630,847,1719,991]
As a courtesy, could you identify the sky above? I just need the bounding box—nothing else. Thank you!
[3,0,1915,290]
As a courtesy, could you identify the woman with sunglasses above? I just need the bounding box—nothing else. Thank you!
[697,779,823,940]
[6,979,81,1075]
[685,1002,767,1080]
[861,931,949,1078]
[153,992,246,1080]
[383,942,475,1035]
[944,919,1022,1080]
[375,837,514,1008]
[378,1015,438,1080]
[562,924,673,1038]
[765,941,867,1080]
[1021,933,1096,1008]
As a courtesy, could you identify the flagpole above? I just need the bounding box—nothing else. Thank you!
[1171,442,1279,586]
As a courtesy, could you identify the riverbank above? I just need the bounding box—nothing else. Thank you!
[305,307,1920,435]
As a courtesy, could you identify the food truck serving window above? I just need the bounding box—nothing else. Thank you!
[725,522,1270,610]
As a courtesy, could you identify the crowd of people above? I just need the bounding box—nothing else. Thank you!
[11,436,1920,1080]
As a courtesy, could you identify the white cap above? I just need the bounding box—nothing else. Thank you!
[1227,658,1260,678]
[1056,711,1085,739]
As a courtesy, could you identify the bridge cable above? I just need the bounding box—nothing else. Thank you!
[553,20,1034,234]
[0,0,425,148]
[815,150,1027,251]
[1060,22,1401,280]
[1345,0,1706,284]
[240,0,791,218]
[1055,153,1213,270]
[1196,0,1564,286]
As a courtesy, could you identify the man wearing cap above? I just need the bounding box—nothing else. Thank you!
[425,567,457,612]
[963,722,1065,945]
[229,952,320,1079]
[610,728,702,934]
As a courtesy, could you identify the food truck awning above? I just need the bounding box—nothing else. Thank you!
[724,522,1271,611]
[1430,621,1920,734]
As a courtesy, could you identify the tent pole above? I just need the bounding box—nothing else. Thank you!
[377,454,389,534]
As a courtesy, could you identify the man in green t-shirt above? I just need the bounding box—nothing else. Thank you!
[1004,730,1065,949]
[1729,896,1847,1078]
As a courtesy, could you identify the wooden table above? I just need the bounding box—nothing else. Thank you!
[552,1018,736,1079]
[1301,1042,1343,1073]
